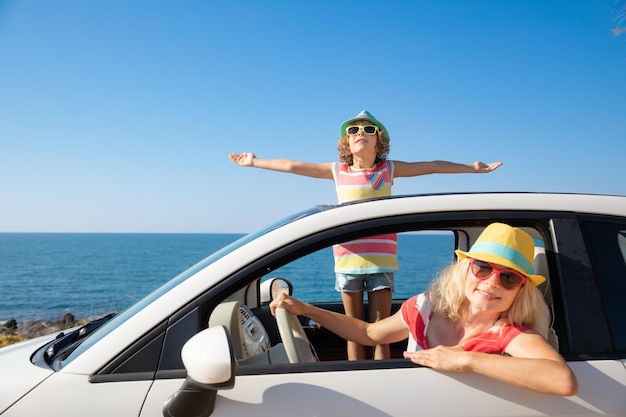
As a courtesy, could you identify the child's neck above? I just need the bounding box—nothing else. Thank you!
[351,155,377,170]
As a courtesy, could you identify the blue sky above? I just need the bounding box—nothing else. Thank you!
[1,1,625,233]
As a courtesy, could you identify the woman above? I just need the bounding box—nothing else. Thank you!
[270,222,578,396]
[231,110,502,361]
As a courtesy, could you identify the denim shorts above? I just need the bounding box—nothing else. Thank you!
[335,272,394,293]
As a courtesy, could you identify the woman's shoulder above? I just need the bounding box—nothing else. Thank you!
[493,319,531,333]
[401,293,430,314]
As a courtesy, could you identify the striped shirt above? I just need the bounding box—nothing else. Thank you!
[400,293,529,353]
[331,161,398,274]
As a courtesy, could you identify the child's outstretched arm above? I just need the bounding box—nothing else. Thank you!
[229,152,334,179]
[394,160,502,178]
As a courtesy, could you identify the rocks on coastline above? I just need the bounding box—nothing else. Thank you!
[1,313,91,345]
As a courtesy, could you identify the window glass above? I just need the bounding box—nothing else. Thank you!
[580,221,626,351]
[618,231,626,264]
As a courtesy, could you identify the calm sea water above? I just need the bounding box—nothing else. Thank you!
[0,233,454,322]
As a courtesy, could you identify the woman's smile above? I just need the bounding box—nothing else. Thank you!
[476,287,501,301]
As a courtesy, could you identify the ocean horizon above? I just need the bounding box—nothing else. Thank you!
[0,232,454,323]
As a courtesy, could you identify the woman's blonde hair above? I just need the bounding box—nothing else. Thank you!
[427,259,550,339]
[337,128,390,166]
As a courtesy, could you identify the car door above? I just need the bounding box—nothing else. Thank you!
[143,357,626,417]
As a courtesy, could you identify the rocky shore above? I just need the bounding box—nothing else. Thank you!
[1,313,92,347]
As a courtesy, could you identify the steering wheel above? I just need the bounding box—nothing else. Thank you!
[275,308,318,364]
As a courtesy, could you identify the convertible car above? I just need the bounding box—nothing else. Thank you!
[1,192,625,416]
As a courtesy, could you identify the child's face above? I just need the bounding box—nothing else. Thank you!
[347,120,379,156]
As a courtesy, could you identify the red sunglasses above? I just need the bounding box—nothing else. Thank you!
[470,258,526,290]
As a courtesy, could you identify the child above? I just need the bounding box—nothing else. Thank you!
[229,110,502,360]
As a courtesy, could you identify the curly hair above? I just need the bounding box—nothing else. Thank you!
[427,259,550,340]
[337,129,391,166]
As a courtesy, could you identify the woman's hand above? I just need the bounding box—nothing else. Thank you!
[269,292,309,317]
[403,345,469,372]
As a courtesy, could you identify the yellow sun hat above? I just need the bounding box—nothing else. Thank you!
[455,222,546,286]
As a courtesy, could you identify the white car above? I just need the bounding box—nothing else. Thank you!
[1,192,626,417]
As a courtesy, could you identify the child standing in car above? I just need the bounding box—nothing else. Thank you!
[229,110,502,360]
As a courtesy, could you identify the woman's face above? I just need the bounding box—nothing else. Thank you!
[464,259,522,315]
[347,120,379,156]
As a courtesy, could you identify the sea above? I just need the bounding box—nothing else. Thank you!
[0,232,455,323]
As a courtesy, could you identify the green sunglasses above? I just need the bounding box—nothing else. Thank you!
[346,125,379,135]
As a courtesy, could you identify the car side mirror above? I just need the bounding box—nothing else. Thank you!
[260,277,293,304]
[163,326,235,417]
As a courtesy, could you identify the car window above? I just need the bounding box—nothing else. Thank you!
[242,223,561,371]
[184,219,562,378]
[267,231,455,303]
[580,220,626,351]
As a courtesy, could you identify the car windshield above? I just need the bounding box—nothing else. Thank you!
[53,206,325,368]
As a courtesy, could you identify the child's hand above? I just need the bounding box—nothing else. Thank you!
[229,152,255,167]
[473,161,502,172]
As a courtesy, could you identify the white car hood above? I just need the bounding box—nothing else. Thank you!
[0,334,57,413]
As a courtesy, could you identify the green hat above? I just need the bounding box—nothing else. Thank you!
[340,110,388,138]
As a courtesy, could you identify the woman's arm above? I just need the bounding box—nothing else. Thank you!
[270,293,408,346]
[404,331,578,396]
[393,160,502,178]
[229,152,334,179]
